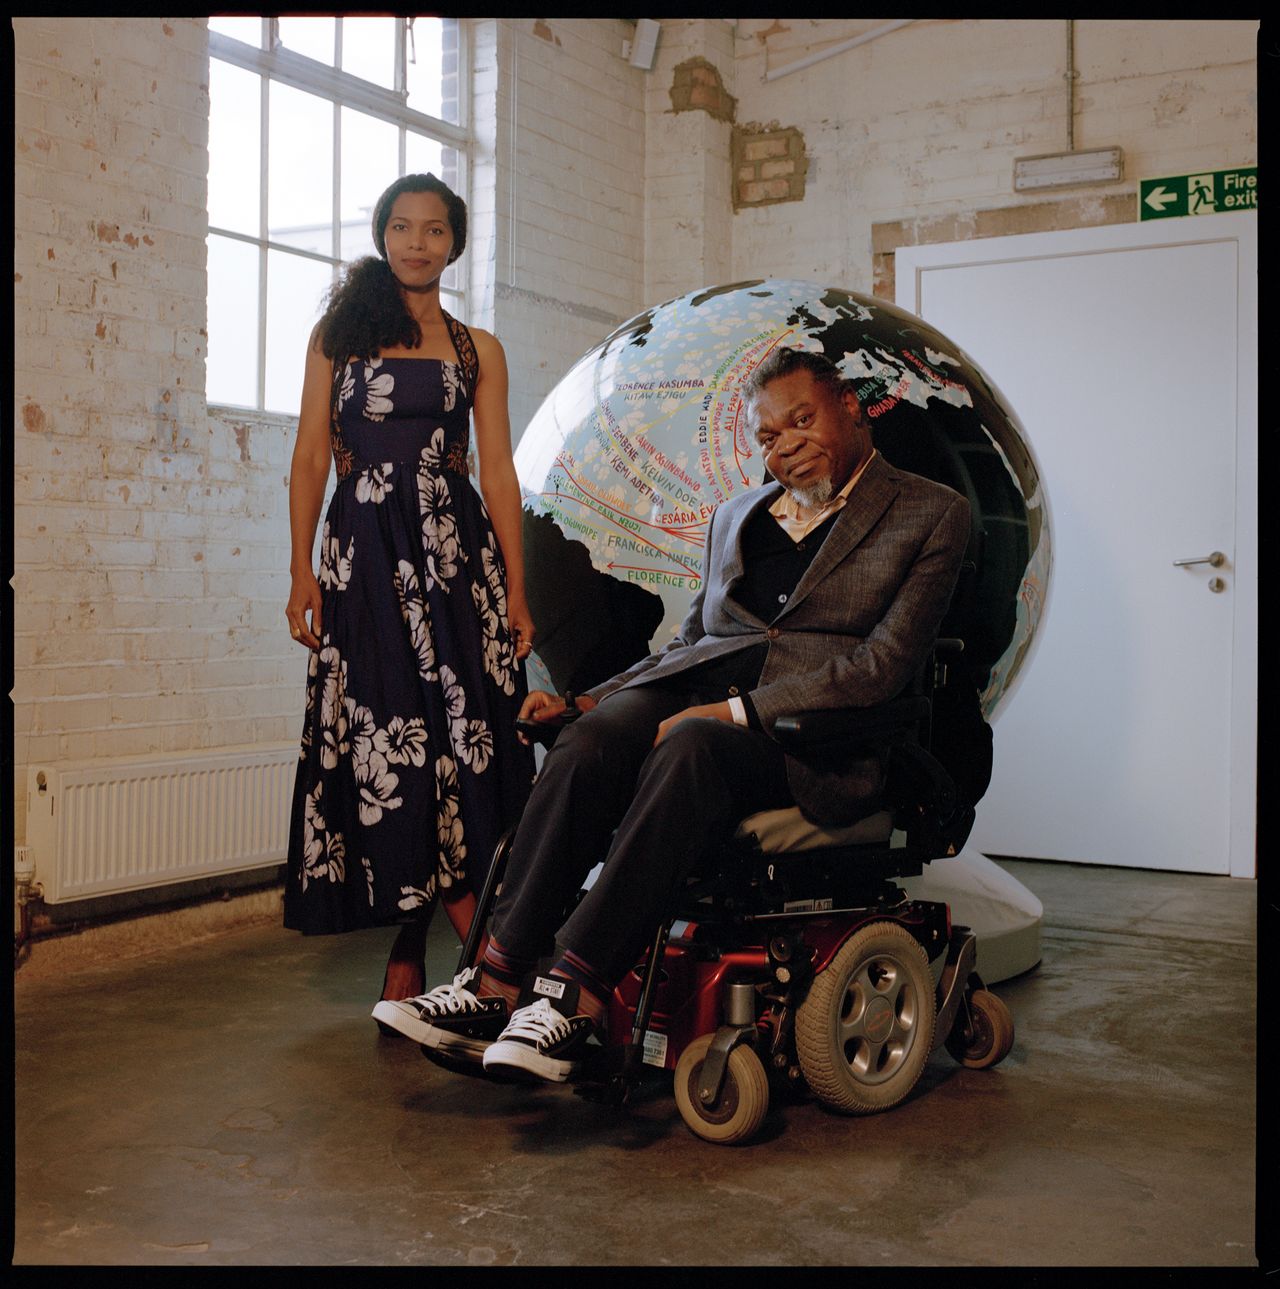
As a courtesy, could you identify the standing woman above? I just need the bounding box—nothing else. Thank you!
[284,173,535,1017]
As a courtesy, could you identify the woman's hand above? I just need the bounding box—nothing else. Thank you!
[507,591,535,661]
[286,569,324,650]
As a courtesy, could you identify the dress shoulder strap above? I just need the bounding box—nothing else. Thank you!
[443,312,480,401]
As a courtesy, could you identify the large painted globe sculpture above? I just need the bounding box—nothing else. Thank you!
[513,279,1047,981]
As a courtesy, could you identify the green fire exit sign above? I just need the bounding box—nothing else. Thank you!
[1139,167,1257,220]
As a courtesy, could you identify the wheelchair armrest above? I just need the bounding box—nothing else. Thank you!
[770,695,931,753]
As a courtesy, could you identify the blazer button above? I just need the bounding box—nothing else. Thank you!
[728,686,739,697]
[766,627,780,640]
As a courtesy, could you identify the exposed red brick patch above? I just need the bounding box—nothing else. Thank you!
[97,222,120,243]
[670,58,737,123]
[193,551,203,562]
[532,19,561,45]
[47,48,61,58]
[232,548,241,557]
[34,135,51,152]
[124,233,139,248]
[100,162,107,172]
[14,273,22,283]
[17,139,29,153]
[732,124,808,209]
[120,485,130,504]
[23,402,49,431]
[163,23,174,36]
[233,424,251,462]
[143,235,155,246]
[96,320,107,339]
[81,136,96,150]
[162,390,172,404]
[47,248,55,261]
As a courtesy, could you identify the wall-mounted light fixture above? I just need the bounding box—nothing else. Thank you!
[1013,147,1124,192]
[624,19,660,70]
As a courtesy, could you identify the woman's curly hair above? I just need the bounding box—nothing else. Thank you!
[315,173,467,363]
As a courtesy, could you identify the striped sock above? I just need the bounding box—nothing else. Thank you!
[548,948,614,1030]
[479,937,535,1011]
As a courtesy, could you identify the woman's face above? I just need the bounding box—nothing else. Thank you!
[382,190,454,291]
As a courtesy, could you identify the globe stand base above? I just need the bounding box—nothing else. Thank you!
[900,847,1043,983]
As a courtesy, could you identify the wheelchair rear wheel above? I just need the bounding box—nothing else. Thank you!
[673,1034,770,1145]
[795,920,935,1114]
[945,988,1014,1069]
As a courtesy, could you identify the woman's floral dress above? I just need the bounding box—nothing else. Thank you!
[284,315,534,934]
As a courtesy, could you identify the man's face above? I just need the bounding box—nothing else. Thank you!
[747,368,871,507]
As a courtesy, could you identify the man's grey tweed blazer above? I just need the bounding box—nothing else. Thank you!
[585,452,971,825]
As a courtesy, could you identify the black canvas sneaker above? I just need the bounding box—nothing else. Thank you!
[371,965,508,1062]
[481,976,599,1083]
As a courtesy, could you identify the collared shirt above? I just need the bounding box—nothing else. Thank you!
[728,450,877,726]
[767,448,877,541]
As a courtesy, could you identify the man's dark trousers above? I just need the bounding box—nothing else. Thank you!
[489,684,795,986]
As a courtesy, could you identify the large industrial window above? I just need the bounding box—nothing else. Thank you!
[206,16,467,414]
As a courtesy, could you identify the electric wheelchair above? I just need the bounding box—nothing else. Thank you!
[440,635,1014,1146]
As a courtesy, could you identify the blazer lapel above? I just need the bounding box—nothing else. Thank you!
[718,481,784,625]
[778,455,902,618]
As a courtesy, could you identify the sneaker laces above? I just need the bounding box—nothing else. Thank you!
[503,997,574,1046]
[414,966,484,1016]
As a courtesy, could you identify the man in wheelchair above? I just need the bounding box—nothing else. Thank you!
[375,345,973,1092]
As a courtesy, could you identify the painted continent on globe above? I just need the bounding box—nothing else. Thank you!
[513,279,1049,728]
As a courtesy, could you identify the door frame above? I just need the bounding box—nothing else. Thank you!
[896,211,1257,879]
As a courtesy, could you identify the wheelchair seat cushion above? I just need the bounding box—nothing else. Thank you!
[734,806,894,854]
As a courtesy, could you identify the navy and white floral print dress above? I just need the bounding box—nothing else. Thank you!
[285,315,534,934]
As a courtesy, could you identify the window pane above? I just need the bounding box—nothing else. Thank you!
[407,18,460,125]
[441,288,465,323]
[207,235,260,408]
[340,109,399,263]
[208,60,261,237]
[265,250,335,415]
[268,82,334,251]
[209,17,263,46]
[404,133,454,181]
[341,17,397,91]
[278,16,336,66]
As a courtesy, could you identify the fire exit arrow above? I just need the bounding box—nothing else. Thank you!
[1143,185,1177,213]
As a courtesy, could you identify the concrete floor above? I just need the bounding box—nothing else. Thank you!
[13,858,1260,1267]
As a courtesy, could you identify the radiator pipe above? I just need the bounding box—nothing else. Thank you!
[14,872,44,970]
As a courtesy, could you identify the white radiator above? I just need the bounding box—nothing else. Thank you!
[25,744,300,903]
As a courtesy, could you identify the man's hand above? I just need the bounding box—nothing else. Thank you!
[653,701,734,747]
[516,690,597,745]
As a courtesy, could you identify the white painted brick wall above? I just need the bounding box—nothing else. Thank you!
[643,19,735,306]
[12,17,309,849]
[726,18,1256,290]
[481,19,648,440]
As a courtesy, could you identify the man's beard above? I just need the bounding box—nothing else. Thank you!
[790,476,833,510]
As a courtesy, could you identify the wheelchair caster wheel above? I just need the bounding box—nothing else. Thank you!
[945,988,1014,1069]
[794,920,935,1114]
[673,1034,770,1145]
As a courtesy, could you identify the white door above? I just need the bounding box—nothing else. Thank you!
[897,213,1256,877]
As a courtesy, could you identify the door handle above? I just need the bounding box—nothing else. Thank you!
[1172,551,1225,568]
